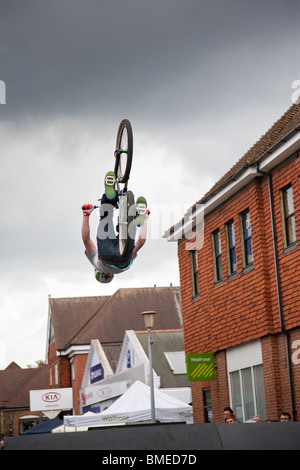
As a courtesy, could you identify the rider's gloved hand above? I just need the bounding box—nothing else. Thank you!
[82,204,95,217]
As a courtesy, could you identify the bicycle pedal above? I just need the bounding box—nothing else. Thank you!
[136,203,147,215]
[105,175,115,186]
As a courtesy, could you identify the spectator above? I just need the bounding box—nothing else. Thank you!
[280,412,292,422]
[223,406,234,418]
[224,407,240,422]
[253,415,263,423]
[225,413,238,423]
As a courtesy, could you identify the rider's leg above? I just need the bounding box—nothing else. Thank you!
[96,193,119,262]
[135,196,148,227]
[104,171,117,201]
[97,193,117,239]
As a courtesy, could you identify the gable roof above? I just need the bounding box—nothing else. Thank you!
[136,330,189,388]
[200,102,300,205]
[49,287,182,352]
[48,295,110,350]
[0,362,34,404]
[165,102,300,239]
[0,362,48,409]
[81,339,114,387]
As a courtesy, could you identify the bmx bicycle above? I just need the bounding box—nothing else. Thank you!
[89,119,146,258]
[113,118,135,257]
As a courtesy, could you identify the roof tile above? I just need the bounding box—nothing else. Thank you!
[50,287,182,349]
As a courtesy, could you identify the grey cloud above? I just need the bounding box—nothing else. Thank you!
[1,0,299,121]
[1,0,300,367]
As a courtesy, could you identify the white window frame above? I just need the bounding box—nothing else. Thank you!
[226,340,266,422]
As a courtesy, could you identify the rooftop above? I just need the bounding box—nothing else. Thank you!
[165,102,300,239]
[0,362,48,409]
[48,286,183,371]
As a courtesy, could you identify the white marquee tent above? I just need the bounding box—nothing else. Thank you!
[64,381,193,428]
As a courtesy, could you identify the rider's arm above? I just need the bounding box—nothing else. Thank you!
[82,212,96,255]
[132,217,148,258]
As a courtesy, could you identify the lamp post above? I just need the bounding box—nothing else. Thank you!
[141,310,156,423]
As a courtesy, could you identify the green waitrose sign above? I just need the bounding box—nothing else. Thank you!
[186,353,215,382]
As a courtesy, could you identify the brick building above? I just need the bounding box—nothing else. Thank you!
[165,103,300,423]
[0,362,48,437]
[47,286,183,414]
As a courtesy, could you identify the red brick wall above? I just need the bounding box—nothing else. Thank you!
[190,350,230,423]
[178,177,278,354]
[47,341,71,389]
[290,328,300,417]
[178,153,300,422]
[261,334,287,420]
[47,340,88,414]
[72,354,88,415]
[270,154,300,330]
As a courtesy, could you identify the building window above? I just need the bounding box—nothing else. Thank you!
[55,363,59,386]
[212,229,222,282]
[203,388,213,423]
[190,250,199,297]
[49,317,55,344]
[240,210,253,267]
[227,340,267,423]
[281,184,296,247]
[226,220,237,275]
[19,417,42,435]
[229,364,267,422]
[71,361,75,381]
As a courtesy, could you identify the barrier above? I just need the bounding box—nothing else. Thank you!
[3,422,300,450]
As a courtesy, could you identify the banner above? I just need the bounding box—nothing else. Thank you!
[186,353,215,381]
[30,388,73,411]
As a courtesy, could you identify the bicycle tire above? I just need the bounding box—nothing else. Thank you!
[119,190,135,257]
[115,119,133,183]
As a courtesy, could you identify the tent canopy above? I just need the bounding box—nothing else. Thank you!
[64,381,193,427]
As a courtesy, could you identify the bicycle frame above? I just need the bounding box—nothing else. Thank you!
[114,150,128,195]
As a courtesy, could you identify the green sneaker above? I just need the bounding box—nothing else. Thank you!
[135,196,148,227]
[104,171,116,200]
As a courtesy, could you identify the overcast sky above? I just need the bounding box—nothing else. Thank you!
[1,0,299,368]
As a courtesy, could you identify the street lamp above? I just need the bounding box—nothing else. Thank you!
[141,310,156,423]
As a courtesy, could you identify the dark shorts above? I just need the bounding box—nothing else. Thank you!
[97,234,135,267]
[96,193,136,266]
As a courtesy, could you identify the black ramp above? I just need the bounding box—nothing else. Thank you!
[4,423,223,450]
[3,422,300,450]
[216,422,300,450]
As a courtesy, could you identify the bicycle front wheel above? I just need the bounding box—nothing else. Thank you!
[119,190,135,257]
[115,119,133,183]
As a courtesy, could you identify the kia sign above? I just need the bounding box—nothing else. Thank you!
[30,388,73,411]
[42,391,61,403]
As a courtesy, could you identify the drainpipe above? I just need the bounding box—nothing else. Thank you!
[266,173,285,331]
[259,165,296,420]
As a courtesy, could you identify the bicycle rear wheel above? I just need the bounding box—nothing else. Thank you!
[119,190,135,257]
[115,119,133,183]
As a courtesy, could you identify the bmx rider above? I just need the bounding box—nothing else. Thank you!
[82,171,149,284]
